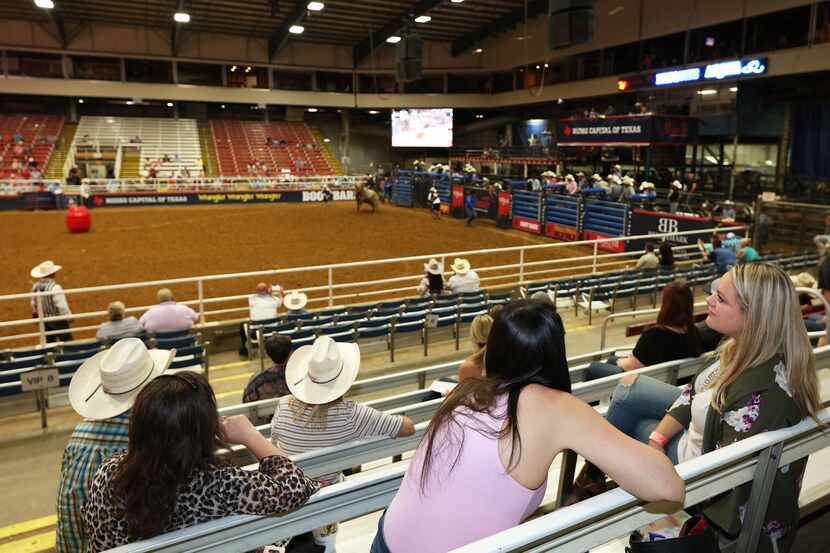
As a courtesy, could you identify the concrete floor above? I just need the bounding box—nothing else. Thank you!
[1,291,825,552]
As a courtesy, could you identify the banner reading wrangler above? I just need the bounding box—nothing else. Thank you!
[556,115,697,146]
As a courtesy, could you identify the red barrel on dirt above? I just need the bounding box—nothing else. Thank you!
[66,205,92,233]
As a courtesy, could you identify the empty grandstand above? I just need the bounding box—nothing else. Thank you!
[210,120,339,177]
[73,116,203,179]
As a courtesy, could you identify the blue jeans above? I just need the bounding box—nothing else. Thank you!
[585,355,623,381]
[370,510,392,553]
[605,375,682,464]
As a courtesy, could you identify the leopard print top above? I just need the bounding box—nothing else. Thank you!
[82,452,319,552]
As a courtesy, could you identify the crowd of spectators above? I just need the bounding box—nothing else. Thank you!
[35,244,823,553]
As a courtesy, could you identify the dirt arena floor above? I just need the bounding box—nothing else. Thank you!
[0,201,593,342]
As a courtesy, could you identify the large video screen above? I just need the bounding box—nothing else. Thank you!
[391,108,453,148]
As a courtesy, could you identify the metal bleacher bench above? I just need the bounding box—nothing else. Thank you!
[105,346,830,552]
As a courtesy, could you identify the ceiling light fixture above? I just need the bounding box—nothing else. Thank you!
[729,86,738,92]
[474,48,483,54]
[77,99,84,104]
[167,102,174,107]
[289,25,305,34]
[307,1,324,10]
[221,104,226,109]
[415,15,431,23]
[245,66,252,72]
[368,110,380,114]
[697,89,718,95]
[230,65,237,72]
[34,0,54,8]
[307,107,318,112]
[475,114,484,119]
[126,100,134,105]
[386,36,401,44]
[451,0,464,3]
[323,138,331,143]
[173,11,191,23]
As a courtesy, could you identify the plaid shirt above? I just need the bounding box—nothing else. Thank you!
[56,412,130,553]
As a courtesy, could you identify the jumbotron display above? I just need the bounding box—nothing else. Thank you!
[391,108,453,148]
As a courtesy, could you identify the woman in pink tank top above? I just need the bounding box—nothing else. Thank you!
[372,300,685,553]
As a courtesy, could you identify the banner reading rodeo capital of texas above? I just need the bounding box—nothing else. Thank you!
[626,209,716,252]
[90,189,356,207]
[556,115,698,146]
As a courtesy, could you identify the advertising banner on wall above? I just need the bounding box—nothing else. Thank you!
[556,115,697,146]
[582,230,625,253]
[512,216,542,234]
[626,209,716,252]
[89,189,356,208]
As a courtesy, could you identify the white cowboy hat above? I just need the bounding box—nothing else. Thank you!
[671,180,683,189]
[424,258,443,275]
[68,338,173,420]
[541,170,556,177]
[284,291,308,311]
[31,260,62,279]
[286,336,360,405]
[591,173,602,181]
[564,174,575,182]
[621,175,634,185]
[791,272,817,289]
[726,232,736,239]
[451,258,471,274]
[640,182,655,190]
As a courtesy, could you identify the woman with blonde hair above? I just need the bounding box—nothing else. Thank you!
[569,263,821,552]
[457,314,493,382]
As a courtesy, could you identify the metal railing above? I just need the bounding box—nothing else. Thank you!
[0,226,746,347]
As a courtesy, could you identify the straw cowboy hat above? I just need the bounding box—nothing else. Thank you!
[541,170,556,177]
[640,182,655,190]
[791,272,817,289]
[283,291,308,311]
[68,338,173,420]
[591,173,602,181]
[671,180,683,189]
[564,174,575,182]
[31,260,62,279]
[451,258,472,274]
[424,258,443,275]
[286,336,360,405]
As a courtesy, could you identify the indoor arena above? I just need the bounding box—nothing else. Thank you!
[1,1,829,553]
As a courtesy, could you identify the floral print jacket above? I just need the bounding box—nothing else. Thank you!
[667,355,807,553]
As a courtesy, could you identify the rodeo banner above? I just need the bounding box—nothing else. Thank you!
[556,115,698,146]
[90,189,355,207]
[626,209,716,252]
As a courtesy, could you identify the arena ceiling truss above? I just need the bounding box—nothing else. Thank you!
[0,0,544,65]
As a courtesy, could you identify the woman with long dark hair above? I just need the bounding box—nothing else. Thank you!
[416,258,445,297]
[82,372,318,552]
[585,280,702,380]
[659,241,675,270]
[370,300,684,553]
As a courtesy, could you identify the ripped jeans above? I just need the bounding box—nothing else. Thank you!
[604,374,684,464]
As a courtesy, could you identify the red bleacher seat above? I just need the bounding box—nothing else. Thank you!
[0,114,64,179]
[210,120,336,177]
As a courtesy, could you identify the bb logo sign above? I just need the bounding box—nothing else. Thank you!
[657,218,679,234]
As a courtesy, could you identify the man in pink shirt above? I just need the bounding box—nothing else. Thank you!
[139,288,198,333]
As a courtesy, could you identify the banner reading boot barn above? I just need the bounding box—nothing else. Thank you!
[556,115,697,146]
[627,209,716,252]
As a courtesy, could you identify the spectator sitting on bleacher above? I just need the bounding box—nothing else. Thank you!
[283,291,309,316]
[96,301,142,343]
[417,258,445,297]
[698,237,737,275]
[570,264,821,553]
[272,336,415,552]
[659,241,675,270]
[82,371,319,553]
[373,300,684,553]
[457,313,493,382]
[584,280,702,381]
[57,338,173,553]
[631,243,659,271]
[736,238,760,263]
[139,288,198,333]
[239,282,283,356]
[446,258,480,294]
[243,334,292,425]
[791,273,825,334]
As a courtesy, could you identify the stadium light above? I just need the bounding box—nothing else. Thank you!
[729,86,738,92]
[289,25,305,34]
[166,102,174,107]
[77,99,84,104]
[386,36,401,44]
[323,138,331,143]
[368,110,380,115]
[475,114,484,119]
[474,48,483,54]
[126,100,134,105]
[307,1,324,10]
[307,108,319,112]
[173,11,191,23]
[230,65,237,72]
[451,0,464,3]
[34,0,54,8]
[414,15,431,23]
[697,89,717,95]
